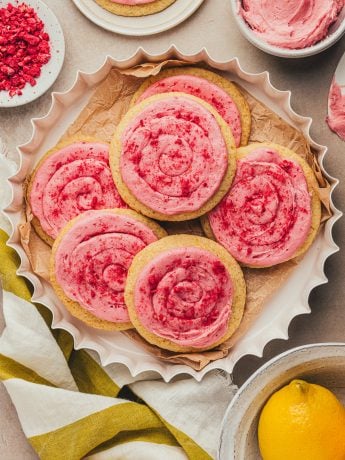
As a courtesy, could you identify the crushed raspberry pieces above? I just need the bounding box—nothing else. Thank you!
[148,274,157,288]
[180,178,192,197]
[91,196,98,207]
[201,308,219,326]
[212,260,226,275]
[130,151,141,165]
[281,160,293,173]
[0,3,51,97]
[211,96,223,111]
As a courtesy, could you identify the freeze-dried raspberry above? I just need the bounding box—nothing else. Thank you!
[0,2,51,97]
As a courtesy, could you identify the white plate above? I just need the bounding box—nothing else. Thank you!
[72,0,204,36]
[0,0,65,108]
[4,47,341,382]
[218,343,345,459]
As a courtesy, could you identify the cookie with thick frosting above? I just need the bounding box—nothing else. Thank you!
[202,143,321,268]
[125,234,246,352]
[131,67,251,147]
[110,92,237,221]
[94,0,176,16]
[27,137,127,246]
[50,208,167,331]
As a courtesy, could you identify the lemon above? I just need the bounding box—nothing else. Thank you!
[258,379,345,460]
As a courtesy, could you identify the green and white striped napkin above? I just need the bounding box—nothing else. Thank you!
[0,150,237,460]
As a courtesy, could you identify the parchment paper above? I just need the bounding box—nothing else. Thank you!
[20,60,331,370]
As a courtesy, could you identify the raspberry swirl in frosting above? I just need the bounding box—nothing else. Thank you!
[52,210,163,328]
[133,247,233,349]
[29,141,127,242]
[208,146,313,267]
[135,73,243,147]
[113,94,234,220]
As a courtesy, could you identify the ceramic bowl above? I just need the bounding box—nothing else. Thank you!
[230,0,345,58]
[218,343,345,459]
[3,48,341,382]
[0,0,65,108]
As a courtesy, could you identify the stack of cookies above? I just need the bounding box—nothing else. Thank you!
[26,67,321,353]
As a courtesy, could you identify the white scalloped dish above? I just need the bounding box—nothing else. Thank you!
[4,48,341,382]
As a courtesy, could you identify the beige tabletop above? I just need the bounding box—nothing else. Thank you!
[1,0,345,457]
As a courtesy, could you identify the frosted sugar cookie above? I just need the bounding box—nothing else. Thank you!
[27,138,127,246]
[202,143,321,268]
[50,209,166,331]
[131,67,251,147]
[110,93,236,221]
[94,0,176,17]
[125,234,246,352]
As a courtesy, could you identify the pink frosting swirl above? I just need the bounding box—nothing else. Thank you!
[29,141,127,240]
[120,96,228,216]
[54,210,159,323]
[136,74,242,147]
[134,247,233,348]
[208,148,312,266]
[240,0,344,49]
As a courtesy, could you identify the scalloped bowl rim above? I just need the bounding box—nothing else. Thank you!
[3,46,342,382]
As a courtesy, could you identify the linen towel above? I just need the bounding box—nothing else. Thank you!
[0,145,237,460]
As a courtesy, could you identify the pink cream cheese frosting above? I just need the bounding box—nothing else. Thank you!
[327,78,345,140]
[54,210,159,323]
[240,0,344,49]
[136,75,242,147]
[120,96,228,216]
[134,247,233,348]
[30,142,127,240]
[208,148,312,267]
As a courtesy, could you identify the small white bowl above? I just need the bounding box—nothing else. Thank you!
[0,0,65,108]
[230,0,345,58]
[218,343,345,459]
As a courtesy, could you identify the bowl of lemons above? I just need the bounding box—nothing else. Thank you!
[218,343,345,460]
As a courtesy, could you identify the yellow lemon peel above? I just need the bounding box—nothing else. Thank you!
[258,379,345,460]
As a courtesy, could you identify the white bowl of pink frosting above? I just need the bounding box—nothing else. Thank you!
[231,0,345,58]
